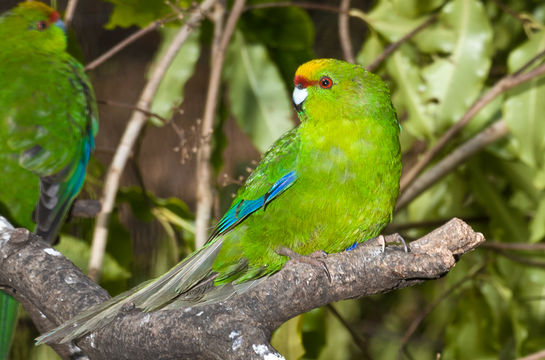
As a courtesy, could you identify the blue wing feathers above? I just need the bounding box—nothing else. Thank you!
[209,171,297,240]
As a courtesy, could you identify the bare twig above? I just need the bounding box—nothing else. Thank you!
[489,249,545,268]
[367,13,439,72]
[87,0,218,282]
[326,304,371,359]
[195,0,246,248]
[85,16,177,72]
[338,0,354,63]
[400,61,545,193]
[398,264,485,360]
[396,119,509,210]
[63,0,78,27]
[97,99,169,124]
[482,242,545,251]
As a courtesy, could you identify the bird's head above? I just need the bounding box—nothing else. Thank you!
[292,59,396,126]
[3,1,67,53]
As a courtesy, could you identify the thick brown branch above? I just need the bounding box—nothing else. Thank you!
[0,218,483,359]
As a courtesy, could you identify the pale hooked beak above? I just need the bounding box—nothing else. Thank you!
[292,87,308,112]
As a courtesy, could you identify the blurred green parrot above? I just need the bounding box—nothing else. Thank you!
[37,58,401,345]
[0,2,98,357]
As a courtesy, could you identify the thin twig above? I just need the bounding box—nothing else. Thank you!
[490,0,532,26]
[85,16,177,71]
[96,99,169,124]
[63,0,78,27]
[489,249,545,268]
[326,304,371,360]
[195,0,246,248]
[396,119,509,210]
[367,13,439,72]
[517,349,545,360]
[400,61,545,193]
[338,0,354,63]
[87,0,218,282]
[398,264,485,360]
[482,242,545,251]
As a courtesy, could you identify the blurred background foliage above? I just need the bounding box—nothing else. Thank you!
[2,0,545,359]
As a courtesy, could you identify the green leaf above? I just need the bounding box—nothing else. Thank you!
[224,31,295,153]
[529,194,545,243]
[364,0,428,42]
[503,30,545,170]
[387,47,434,139]
[240,5,314,87]
[104,0,173,29]
[468,160,529,242]
[419,0,493,130]
[149,28,201,125]
[356,30,385,68]
[271,315,305,360]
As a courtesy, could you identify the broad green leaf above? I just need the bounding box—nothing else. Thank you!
[55,235,131,283]
[356,30,385,68]
[392,0,444,17]
[387,47,434,139]
[224,31,295,153]
[529,194,545,242]
[104,0,175,29]
[364,0,427,42]
[149,28,201,124]
[240,5,314,87]
[271,315,305,360]
[503,30,545,171]
[419,0,493,131]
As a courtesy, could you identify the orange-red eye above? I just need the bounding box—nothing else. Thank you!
[36,20,48,31]
[319,76,333,89]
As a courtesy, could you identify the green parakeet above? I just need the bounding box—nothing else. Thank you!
[37,58,401,344]
[0,1,98,357]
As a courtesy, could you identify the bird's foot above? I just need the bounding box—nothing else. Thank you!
[276,247,331,281]
[378,234,409,253]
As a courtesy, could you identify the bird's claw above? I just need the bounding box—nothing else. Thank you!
[378,234,409,253]
[276,247,331,282]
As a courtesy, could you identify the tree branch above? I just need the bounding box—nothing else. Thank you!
[0,218,483,359]
[338,0,354,63]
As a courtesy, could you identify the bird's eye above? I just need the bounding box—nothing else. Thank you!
[36,20,48,31]
[319,76,333,89]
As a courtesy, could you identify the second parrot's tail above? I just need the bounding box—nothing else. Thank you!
[34,138,92,244]
[0,293,19,360]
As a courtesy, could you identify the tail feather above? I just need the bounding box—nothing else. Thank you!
[34,139,91,244]
[36,238,225,344]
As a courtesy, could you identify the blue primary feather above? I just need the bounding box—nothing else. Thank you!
[211,171,298,239]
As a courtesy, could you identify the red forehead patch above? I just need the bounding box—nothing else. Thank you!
[294,75,317,88]
[49,11,60,23]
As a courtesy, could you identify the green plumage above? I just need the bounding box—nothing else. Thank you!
[0,2,98,356]
[37,59,401,344]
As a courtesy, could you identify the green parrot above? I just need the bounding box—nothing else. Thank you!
[37,58,401,344]
[0,1,98,357]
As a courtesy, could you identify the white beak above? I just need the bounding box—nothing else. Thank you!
[292,87,308,107]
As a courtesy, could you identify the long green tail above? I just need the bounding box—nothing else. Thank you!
[0,292,18,360]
